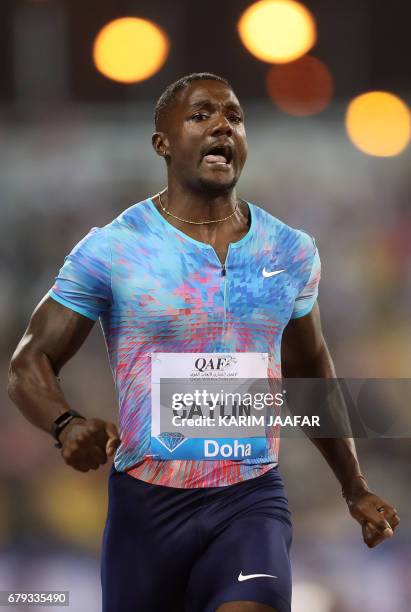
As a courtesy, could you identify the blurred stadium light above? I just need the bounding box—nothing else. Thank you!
[266,55,334,116]
[293,581,335,612]
[237,0,316,64]
[93,17,169,84]
[31,470,107,551]
[345,91,411,157]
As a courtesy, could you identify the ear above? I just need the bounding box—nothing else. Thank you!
[152,132,170,159]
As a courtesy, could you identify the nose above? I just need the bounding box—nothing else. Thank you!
[211,113,233,137]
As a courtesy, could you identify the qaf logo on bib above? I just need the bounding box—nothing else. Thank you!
[191,355,239,378]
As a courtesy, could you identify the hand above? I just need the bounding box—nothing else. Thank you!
[59,418,120,472]
[345,485,400,548]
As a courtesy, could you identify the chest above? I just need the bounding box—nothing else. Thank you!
[110,241,301,327]
[181,226,249,266]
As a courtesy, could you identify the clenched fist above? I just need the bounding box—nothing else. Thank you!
[344,482,400,548]
[59,418,120,472]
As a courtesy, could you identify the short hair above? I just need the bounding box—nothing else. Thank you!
[154,72,231,131]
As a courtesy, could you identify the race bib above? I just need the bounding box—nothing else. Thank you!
[150,353,278,460]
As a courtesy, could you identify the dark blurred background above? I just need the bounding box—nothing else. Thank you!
[1,1,410,610]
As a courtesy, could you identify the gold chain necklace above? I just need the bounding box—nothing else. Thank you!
[158,189,238,225]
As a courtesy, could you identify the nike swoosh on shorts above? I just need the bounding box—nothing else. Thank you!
[238,572,278,581]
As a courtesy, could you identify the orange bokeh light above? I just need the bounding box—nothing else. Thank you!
[346,92,410,157]
[266,55,334,116]
[93,17,169,84]
[238,0,316,64]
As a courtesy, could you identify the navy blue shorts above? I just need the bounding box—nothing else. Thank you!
[101,467,292,612]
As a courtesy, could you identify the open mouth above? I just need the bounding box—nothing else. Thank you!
[202,144,233,165]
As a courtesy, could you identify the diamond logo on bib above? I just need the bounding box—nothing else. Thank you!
[157,432,187,453]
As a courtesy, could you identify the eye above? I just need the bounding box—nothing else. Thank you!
[229,114,243,124]
[191,113,209,121]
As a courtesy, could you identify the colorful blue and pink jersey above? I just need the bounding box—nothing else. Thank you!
[49,198,320,488]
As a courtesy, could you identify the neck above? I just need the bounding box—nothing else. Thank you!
[165,179,238,223]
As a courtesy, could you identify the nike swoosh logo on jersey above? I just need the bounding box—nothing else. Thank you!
[262,268,286,278]
[238,572,278,582]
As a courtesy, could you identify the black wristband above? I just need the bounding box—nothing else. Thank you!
[51,410,85,449]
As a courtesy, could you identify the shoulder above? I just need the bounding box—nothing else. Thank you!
[249,201,316,261]
[58,198,155,271]
[105,198,154,236]
[68,225,110,260]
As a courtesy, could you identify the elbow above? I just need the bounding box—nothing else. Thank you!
[8,342,36,402]
[7,352,25,402]
[8,343,58,404]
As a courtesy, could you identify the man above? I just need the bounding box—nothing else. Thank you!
[8,73,399,612]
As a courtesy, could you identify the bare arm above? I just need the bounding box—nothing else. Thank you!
[8,296,119,471]
[281,302,399,547]
[281,303,361,488]
[8,295,94,430]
